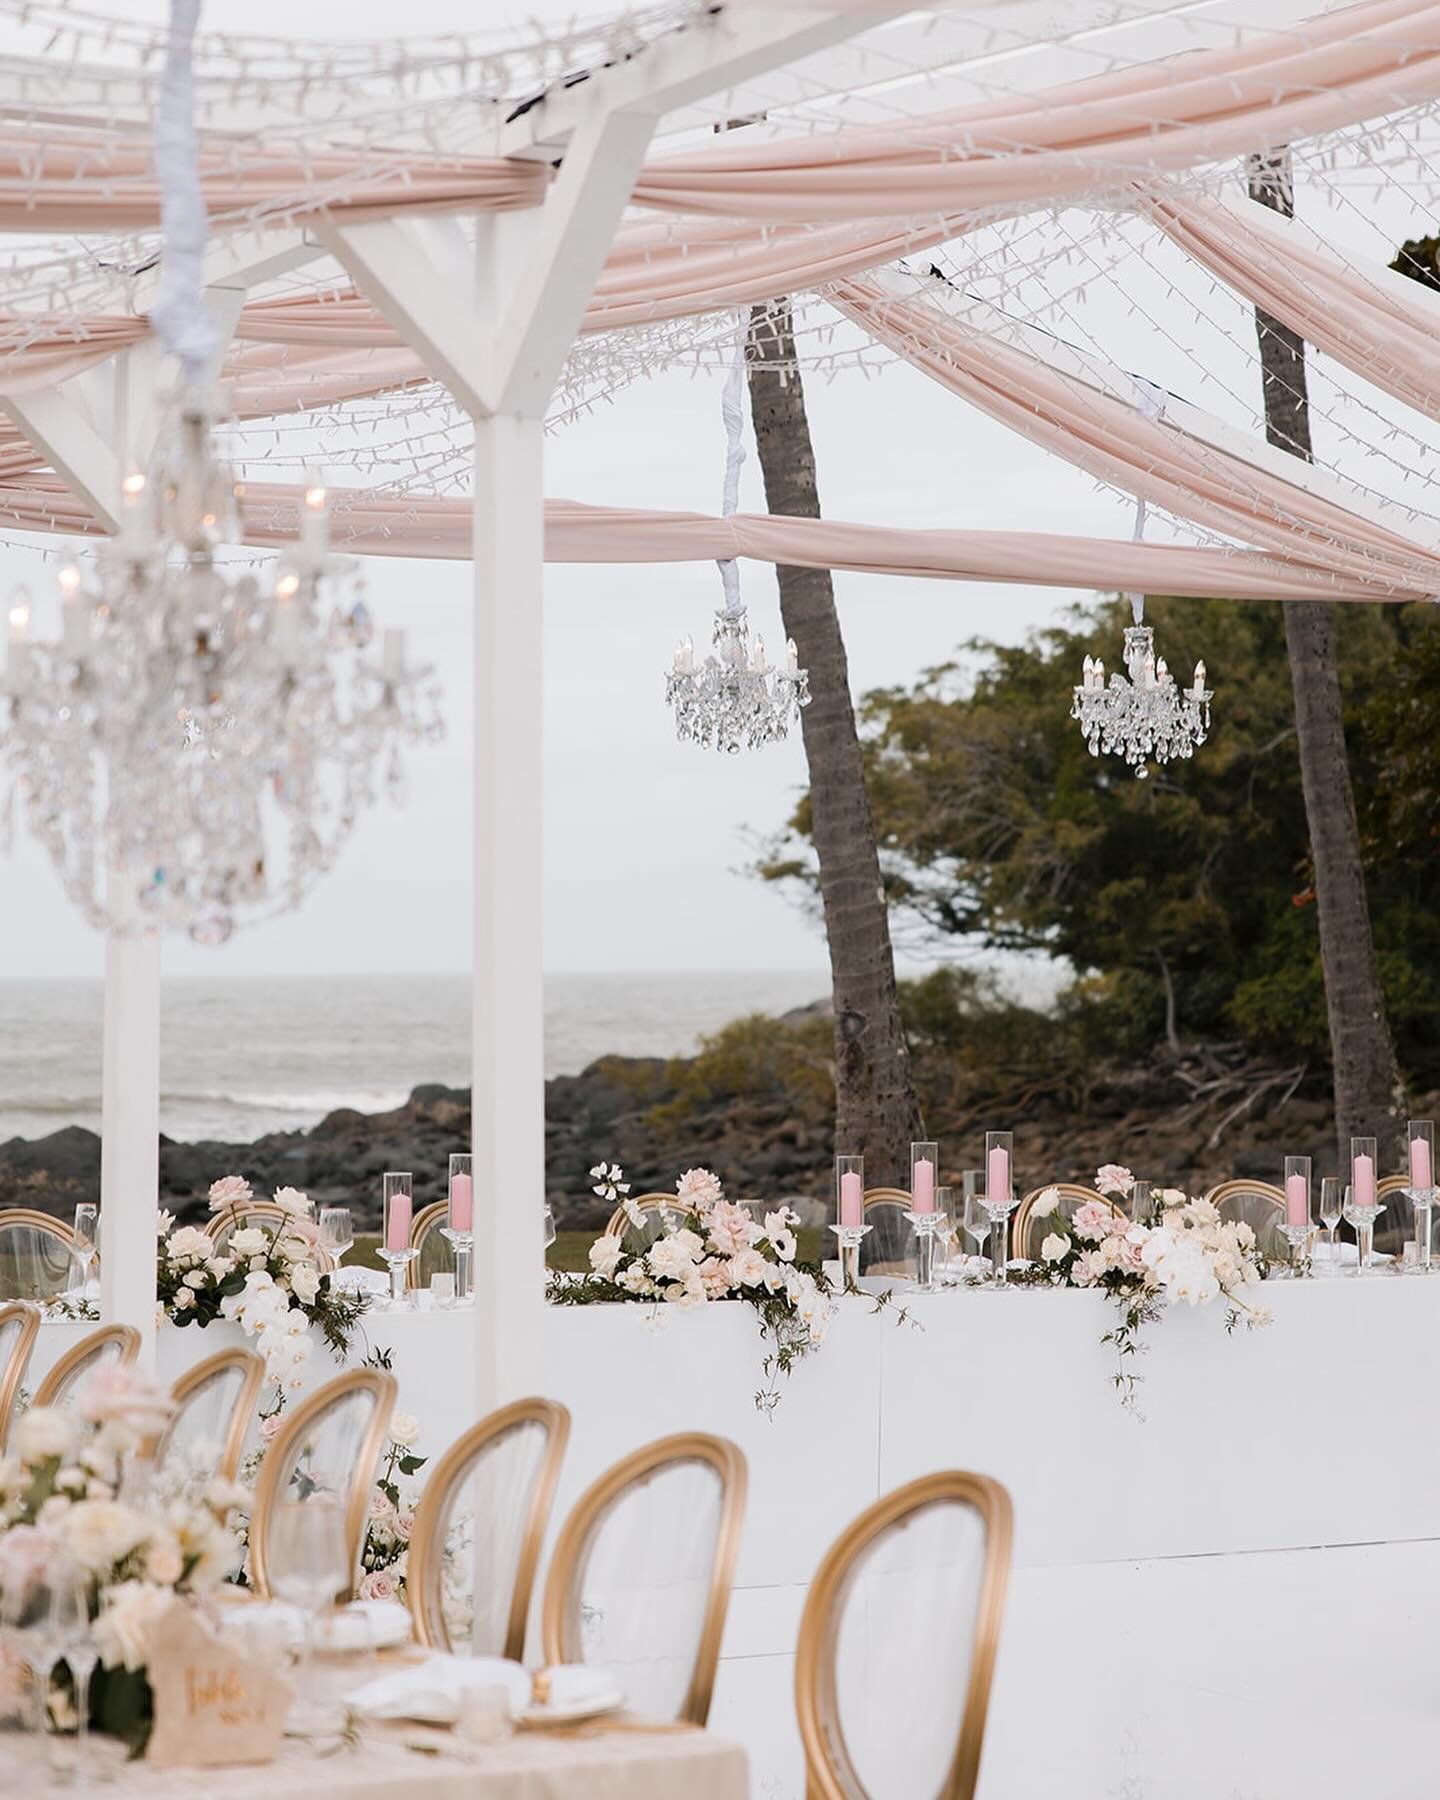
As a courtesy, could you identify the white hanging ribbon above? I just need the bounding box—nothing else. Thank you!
[715,320,747,620]
[148,0,216,385]
[1125,375,1167,624]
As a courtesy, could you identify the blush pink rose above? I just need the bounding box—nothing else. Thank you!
[358,1569,398,1603]
[706,1201,756,1257]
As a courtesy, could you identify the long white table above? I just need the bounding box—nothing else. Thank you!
[29,1277,1440,1796]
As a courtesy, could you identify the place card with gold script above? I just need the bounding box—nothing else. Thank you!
[144,1604,290,1768]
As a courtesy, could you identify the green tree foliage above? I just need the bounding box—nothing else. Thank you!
[760,595,1440,1073]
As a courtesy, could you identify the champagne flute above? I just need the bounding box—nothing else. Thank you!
[270,1497,350,1736]
[71,1203,98,1300]
[317,1207,353,1272]
[962,1174,990,1265]
[47,1565,95,1774]
[1318,1177,1342,1271]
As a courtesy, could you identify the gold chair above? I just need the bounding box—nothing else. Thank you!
[406,1199,452,1291]
[248,1367,398,1602]
[33,1323,141,1408]
[151,1346,265,1487]
[1205,1179,1287,1261]
[408,1397,570,1656]
[795,1471,1014,1800]
[1010,1184,1121,1260]
[862,1189,913,1277]
[0,1208,81,1303]
[0,1301,41,1452]
[1376,1172,1416,1258]
[601,1192,697,1248]
[541,1431,747,1727]
[206,1201,334,1271]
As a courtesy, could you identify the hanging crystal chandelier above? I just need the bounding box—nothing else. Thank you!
[1071,618,1212,779]
[0,391,443,943]
[666,603,810,754]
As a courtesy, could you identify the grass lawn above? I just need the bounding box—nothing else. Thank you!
[352,1226,826,1278]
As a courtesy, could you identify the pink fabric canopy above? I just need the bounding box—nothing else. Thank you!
[0,473,1431,603]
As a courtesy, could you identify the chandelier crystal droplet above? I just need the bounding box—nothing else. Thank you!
[1071,622,1212,779]
[666,607,810,754]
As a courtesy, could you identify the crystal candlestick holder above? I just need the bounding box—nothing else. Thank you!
[1342,1200,1383,1276]
[380,1171,418,1306]
[1408,1188,1438,1274]
[829,1222,872,1294]
[442,1151,475,1302]
[984,1198,1019,1288]
[904,1208,948,1293]
[1408,1118,1435,1271]
[1279,1221,1313,1278]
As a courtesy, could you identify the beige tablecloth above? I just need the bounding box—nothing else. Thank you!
[25,1724,749,1798]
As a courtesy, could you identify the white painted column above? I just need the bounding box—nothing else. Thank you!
[471,412,547,1410]
[99,905,160,1359]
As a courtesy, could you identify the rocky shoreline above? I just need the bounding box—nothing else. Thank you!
[2,1028,1421,1230]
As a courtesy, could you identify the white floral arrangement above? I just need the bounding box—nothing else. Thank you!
[156,1177,368,1392]
[552,1164,835,1413]
[0,1366,246,1750]
[1016,1165,1270,1411]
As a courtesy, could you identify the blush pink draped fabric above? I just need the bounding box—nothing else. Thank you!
[0,474,1431,602]
[0,0,1434,231]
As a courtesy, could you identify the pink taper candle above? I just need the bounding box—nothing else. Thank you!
[840,1171,863,1229]
[450,1172,474,1232]
[1353,1152,1376,1210]
[1412,1137,1433,1193]
[986,1144,1011,1205]
[912,1158,935,1214]
[1284,1173,1308,1227]
[385,1192,413,1252]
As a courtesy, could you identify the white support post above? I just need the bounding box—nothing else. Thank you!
[99,900,161,1358]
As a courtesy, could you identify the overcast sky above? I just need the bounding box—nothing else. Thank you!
[1,0,1431,982]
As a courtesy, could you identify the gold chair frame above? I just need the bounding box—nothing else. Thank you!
[151,1346,266,1484]
[1377,1174,1411,1201]
[0,1301,41,1451]
[406,1199,451,1290]
[860,1190,914,1274]
[601,1193,696,1238]
[1010,1184,1118,1257]
[408,1396,571,1656]
[33,1323,141,1408]
[0,1208,87,1299]
[795,1470,1014,1800]
[541,1431,747,1727]
[1205,1179,1285,1213]
[247,1366,398,1601]
[205,1201,335,1271]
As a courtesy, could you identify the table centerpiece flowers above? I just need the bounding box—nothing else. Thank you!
[0,1365,246,1752]
[156,1178,368,1393]
[549,1164,836,1413]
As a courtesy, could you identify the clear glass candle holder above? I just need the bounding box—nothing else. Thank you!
[442,1151,475,1301]
[1342,1184,1383,1277]
[906,1140,943,1292]
[983,1131,1016,1286]
[71,1201,98,1300]
[831,1154,869,1292]
[1408,1119,1436,1271]
[1282,1156,1312,1277]
[379,1171,417,1305]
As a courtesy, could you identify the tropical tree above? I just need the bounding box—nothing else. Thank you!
[1246,152,1405,1158]
[746,299,923,1182]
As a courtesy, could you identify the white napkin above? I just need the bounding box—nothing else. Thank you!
[537,1665,623,1712]
[223,1598,412,1654]
[329,1266,388,1294]
[345,1654,530,1724]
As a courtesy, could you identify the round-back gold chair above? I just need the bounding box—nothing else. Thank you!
[601,1193,696,1252]
[861,1189,913,1277]
[407,1200,452,1291]
[248,1367,398,1602]
[150,1346,265,1488]
[408,1397,570,1657]
[795,1470,1014,1800]
[206,1201,333,1270]
[33,1323,141,1409]
[1375,1172,1416,1258]
[1205,1180,1288,1261]
[1010,1185,1121,1260]
[542,1431,747,1727]
[0,1301,41,1452]
[0,1209,80,1303]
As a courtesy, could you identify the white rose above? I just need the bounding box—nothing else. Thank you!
[56,1499,152,1576]
[173,1288,196,1310]
[182,1270,208,1290]
[389,1413,420,1449]
[1031,1187,1062,1219]
[229,1229,267,1257]
[94,1581,174,1671]
[14,1407,75,1463]
[206,1257,234,1279]
[618,1264,654,1296]
[165,1227,211,1265]
[273,1187,311,1217]
[1040,1232,1071,1264]
[288,1265,320,1306]
[648,1233,702,1282]
[726,1248,770,1288]
[588,1235,623,1278]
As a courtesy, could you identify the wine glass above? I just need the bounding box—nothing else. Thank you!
[962,1175,990,1265]
[71,1203,98,1300]
[317,1207,353,1272]
[1318,1177,1343,1272]
[269,1497,350,1735]
[47,1566,96,1774]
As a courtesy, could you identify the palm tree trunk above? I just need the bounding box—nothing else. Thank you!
[1247,153,1405,1161]
[746,300,923,1184]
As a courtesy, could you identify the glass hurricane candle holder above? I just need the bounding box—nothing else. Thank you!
[831,1154,869,1293]
[905,1140,944,1292]
[1408,1120,1436,1272]
[983,1131,1017,1286]
[1342,1184,1383,1277]
[379,1172,417,1305]
[1281,1156,1312,1277]
[1350,1137,1378,1211]
[442,1152,475,1302]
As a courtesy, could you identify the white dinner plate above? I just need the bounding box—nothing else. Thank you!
[516,1678,626,1728]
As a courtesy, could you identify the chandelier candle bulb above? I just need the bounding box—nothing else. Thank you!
[300,475,329,562]
[786,638,798,673]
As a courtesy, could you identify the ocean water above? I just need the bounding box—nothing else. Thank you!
[0,970,830,1144]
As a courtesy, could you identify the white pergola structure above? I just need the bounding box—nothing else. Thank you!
[0,1,901,1396]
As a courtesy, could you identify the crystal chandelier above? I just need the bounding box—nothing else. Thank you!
[666,603,810,754]
[1071,615,1212,779]
[0,392,443,943]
